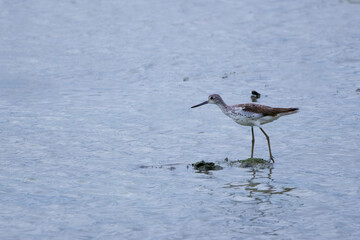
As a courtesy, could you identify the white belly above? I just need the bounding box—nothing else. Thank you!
[233,117,258,126]
[224,109,280,126]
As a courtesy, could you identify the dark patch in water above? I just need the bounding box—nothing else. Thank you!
[192,160,223,171]
[139,163,183,170]
[221,71,236,79]
[251,90,261,102]
[225,157,272,169]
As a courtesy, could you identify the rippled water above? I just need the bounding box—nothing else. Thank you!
[1,0,360,239]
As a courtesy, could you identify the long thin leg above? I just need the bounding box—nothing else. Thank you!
[259,127,274,163]
[251,127,255,159]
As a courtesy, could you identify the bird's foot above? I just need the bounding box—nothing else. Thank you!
[269,156,275,163]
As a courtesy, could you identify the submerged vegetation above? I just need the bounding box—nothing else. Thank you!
[191,161,223,171]
[190,157,272,172]
[139,158,272,172]
[225,157,273,169]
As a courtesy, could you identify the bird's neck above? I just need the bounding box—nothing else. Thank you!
[216,100,229,113]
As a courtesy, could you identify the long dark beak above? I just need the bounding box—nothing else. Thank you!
[191,100,208,108]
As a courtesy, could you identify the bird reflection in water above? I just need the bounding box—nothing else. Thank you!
[224,168,295,202]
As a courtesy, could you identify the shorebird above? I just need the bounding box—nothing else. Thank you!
[191,94,298,162]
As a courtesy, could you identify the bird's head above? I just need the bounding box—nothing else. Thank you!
[191,94,223,108]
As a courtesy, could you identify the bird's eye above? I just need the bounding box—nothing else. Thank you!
[210,96,214,100]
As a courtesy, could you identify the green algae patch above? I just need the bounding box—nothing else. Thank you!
[226,158,272,169]
[192,161,223,171]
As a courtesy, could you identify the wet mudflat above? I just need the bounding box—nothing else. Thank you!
[1,0,360,239]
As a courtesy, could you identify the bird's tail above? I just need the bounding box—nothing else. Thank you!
[274,107,299,116]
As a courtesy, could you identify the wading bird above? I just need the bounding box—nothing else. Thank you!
[191,94,298,162]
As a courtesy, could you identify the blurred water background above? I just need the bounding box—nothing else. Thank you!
[1,0,360,239]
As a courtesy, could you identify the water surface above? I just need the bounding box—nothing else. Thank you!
[1,0,360,239]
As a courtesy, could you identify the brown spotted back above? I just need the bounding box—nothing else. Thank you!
[235,103,298,117]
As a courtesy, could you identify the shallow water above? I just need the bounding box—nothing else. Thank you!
[1,0,360,239]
